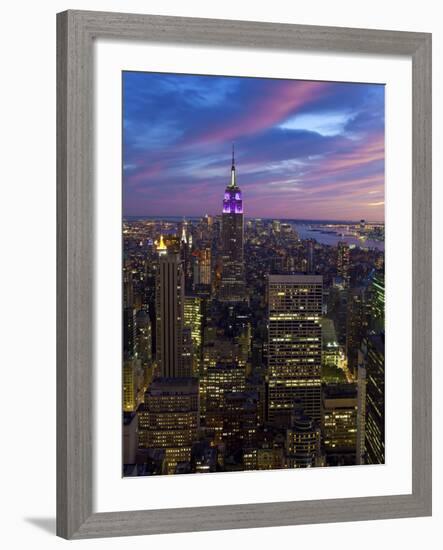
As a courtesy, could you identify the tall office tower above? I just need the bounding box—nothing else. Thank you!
[219,146,246,302]
[286,413,321,468]
[183,296,202,376]
[123,265,134,308]
[346,288,368,378]
[123,359,137,412]
[155,253,185,377]
[123,306,137,359]
[356,360,367,465]
[135,310,152,365]
[267,275,323,424]
[180,221,193,292]
[370,270,385,332]
[337,241,350,287]
[138,378,200,474]
[199,246,212,286]
[123,358,143,412]
[192,247,211,289]
[362,333,385,464]
[322,383,358,466]
[204,363,246,441]
[155,233,168,256]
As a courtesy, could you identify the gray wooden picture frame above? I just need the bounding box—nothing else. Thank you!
[57,9,432,540]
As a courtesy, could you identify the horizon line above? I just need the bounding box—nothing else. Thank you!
[123,215,385,224]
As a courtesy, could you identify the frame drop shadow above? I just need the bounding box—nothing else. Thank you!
[24,517,56,535]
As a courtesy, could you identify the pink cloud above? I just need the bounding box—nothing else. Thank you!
[128,162,164,186]
[308,132,384,179]
[186,81,332,145]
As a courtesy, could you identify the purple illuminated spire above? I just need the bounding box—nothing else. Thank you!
[229,143,236,188]
[223,145,243,214]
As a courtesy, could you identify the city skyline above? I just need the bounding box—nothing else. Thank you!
[122,73,385,477]
[123,72,385,221]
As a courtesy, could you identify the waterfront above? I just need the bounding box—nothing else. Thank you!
[293,224,384,251]
[125,217,385,252]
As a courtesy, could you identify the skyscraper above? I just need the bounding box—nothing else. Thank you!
[204,363,246,439]
[371,270,385,332]
[356,359,367,465]
[337,241,350,287]
[155,233,167,256]
[322,383,358,465]
[180,221,193,292]
[155,253,185,377]
[183,295,203,376]
[138,378,200,474]
[123,306,137,359]
[135,310,152,367]
[286,414,321,468]
[199,247,211,286]
[193,246,212,289]
[346,287,369,378]
[122,357,144,412]
[267,275,323,424]
[123,265,134,309]
[362,333,385,464]
[123,359,137,412]
[219,146,246,302]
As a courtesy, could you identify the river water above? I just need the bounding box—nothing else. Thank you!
[293,224,384,251]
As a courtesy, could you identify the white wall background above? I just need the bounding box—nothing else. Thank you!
[0,0,440,548]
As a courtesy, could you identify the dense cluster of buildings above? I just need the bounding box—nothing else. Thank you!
[122,151,385,476]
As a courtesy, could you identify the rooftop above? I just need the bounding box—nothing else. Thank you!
[148,377,199,394]
[268,274,323,284]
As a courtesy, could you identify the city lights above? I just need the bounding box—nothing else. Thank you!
[122,152,385,476]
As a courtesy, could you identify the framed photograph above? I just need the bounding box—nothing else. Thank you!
[57,10,432,539]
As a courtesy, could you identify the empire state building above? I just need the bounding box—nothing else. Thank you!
[219,146,246,302]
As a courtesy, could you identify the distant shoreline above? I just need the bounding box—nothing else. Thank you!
[124,215,384,225]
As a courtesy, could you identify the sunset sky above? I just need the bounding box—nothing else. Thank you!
[123,71,384,221]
